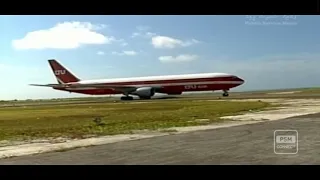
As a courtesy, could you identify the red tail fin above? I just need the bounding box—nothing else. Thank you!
[48,59,80,84]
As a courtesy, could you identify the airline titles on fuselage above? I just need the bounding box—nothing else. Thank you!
[184,85,208,90]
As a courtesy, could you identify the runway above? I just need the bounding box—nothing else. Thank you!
[0,113,319,165]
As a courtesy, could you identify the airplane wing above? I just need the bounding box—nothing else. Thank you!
[30,83,162,94]
[29,83,134,89]
[66,84,152,92]
[30,83,159,93]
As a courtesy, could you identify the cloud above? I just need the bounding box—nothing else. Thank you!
[131,25,156,39]
[123,51,137,56]
[159,54,198,63]
[131,32,156,38]
[131,32,140,38]
[12,21,116,50]
[112,50,138,56]
[116,39,128,47]
[121,42,128,46]
[97,51,105,55]
[145,32,157,37]
[151,36,199,49]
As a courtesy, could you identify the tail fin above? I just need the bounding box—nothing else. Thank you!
[48,59,80,84]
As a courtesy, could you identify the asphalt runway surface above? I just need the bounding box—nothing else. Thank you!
[1,113,319,165]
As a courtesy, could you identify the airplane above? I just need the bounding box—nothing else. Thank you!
[30,59,245,100]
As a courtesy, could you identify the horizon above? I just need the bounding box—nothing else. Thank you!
[1,15,319,100]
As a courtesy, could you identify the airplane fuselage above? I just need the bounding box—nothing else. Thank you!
[54,73,244,96]
[31,60,245,100]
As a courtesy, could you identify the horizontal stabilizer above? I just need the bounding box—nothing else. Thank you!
[29,84,66,88]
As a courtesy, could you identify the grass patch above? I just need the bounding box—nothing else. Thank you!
[294,87,320,94]
[0,100,271,141]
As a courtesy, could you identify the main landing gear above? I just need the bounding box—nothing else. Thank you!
[120,95,152,100]
[139,96,151,100]
[222,90,229,97]
[120,96,134,101]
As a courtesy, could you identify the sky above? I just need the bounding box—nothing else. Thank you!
[0,15,319,100]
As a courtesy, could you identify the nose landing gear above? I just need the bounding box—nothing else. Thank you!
[222,90,229,97]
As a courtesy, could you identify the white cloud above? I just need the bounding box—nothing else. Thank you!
[131,25,156,39]
[97,51,105,55]
[131,32,156,38]
[131,32,140,38]
[145,32,157,37]
[123,51,137,56]
[151,36,199,49]
[112,50,138,56]
[121,42,128,46]
[159,54,198,63]
[12,21,116,50]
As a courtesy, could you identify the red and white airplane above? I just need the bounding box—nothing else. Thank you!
[30,59,245,100]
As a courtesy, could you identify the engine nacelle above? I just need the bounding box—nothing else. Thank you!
[131,87,155,97]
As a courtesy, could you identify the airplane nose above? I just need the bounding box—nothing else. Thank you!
[238,77,245,84]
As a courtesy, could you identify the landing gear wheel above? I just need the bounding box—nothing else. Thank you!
[222,90,229,97]
[120,96,134,100]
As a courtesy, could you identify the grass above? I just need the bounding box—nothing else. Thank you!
[293,87,320,94]
[0,100,271,141]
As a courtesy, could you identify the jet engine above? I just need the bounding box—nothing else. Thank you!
[131,87,155,97]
